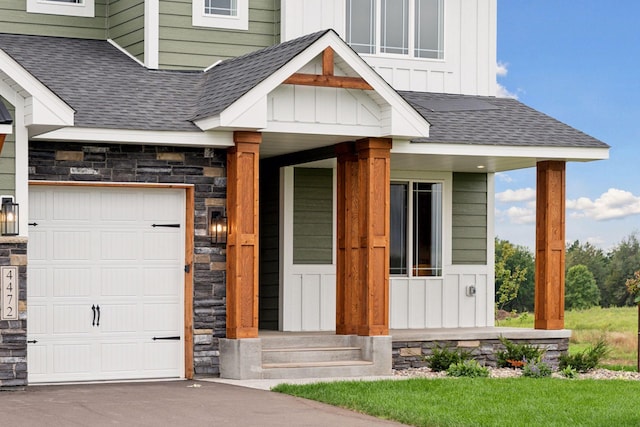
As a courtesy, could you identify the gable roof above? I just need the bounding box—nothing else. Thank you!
[0,32,608,152]
[400,91,608,149]
[0,100,11,125]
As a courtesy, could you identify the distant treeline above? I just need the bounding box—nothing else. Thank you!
[495,233,640,312]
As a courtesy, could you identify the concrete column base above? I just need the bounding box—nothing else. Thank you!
[219,338,262,380]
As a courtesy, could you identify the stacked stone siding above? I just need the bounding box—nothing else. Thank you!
[29,141,227,376]
[393,337,570,370]
[0,238,27,388]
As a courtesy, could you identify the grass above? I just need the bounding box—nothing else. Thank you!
[274,377,640,427]
[498,306,639,366]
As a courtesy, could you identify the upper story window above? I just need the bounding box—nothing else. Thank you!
[193,0,248,30]
[26,0,95,17]
[346,0,444,60]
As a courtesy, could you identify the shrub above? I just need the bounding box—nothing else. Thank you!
[496,336,545,369]
[522,360,552,378]
[560,365,578,379]
[446,360,490,378]
[427,346,471,372]
[559,338,609,373]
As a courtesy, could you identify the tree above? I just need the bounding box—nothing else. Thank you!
[565,265,600,310]
[565,240,609,304]
[604,233,640,306]
[495,238,533,312]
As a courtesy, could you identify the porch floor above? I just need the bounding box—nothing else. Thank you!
[259,327,572,341]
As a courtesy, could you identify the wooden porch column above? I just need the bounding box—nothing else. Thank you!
[535,160,566,330]
[356,138,392,336]
[226,131,261,339]
[336,142,360,335]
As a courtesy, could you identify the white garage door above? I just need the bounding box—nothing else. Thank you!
[27,185,185,383]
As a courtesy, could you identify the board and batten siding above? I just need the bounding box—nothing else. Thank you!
[0,0,107,39]
[259,164,280,330]
[107,0,145,62]
[158,0,280,70]
[293,168,333,264]
[0,100,15,195]
[452,172,487,265]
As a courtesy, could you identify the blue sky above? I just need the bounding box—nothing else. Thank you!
[495,0,640,251]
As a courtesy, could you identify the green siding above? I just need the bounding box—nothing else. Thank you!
[108,0,145,62]
[293,168,333,264]
[0,100,15,196]
[452,173,487,265]
[0,0,107,39]
[259,165,280,330]
[158,0,280,69]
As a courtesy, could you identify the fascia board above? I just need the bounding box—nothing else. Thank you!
[194,115,221,131]
[32,127,234,147]
[219,95,267,129]
[0,124,12,134]
[392,140,610,162]
[0,49,74,126]
[216,31,429,137]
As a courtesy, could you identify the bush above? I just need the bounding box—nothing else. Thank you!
[560,365,578,378]
[446,360,490,378]
[427,346,471,372]
[559,338,609,372]
[496,336,545,369]
[522,360,552,378]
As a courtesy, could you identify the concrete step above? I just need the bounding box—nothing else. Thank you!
[262,346,363,364]
[260,335,355,350]
[260,360,377,380]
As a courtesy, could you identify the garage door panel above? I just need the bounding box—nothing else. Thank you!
[52,231,92,260]
[101,268,140,297]
[144,268,181,296]
[53,304,94,334]
[28,185,186,383]
[101,231,139,260]
[143,231,182,260]
[53,190,93,221]
[100,192,142,221]
[53,268,92,297]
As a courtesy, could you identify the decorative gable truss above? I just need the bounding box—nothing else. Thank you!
[193,31,430,141]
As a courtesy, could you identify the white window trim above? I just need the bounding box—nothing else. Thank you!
[27,0,95,18]
[192,0,248,30]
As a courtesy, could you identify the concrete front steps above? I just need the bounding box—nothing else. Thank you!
[219,334,392,380]
[259,335,390,380]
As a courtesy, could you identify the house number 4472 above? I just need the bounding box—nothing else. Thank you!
[1,266,18,320]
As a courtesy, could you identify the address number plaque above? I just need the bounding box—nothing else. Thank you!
[1,266,18,320]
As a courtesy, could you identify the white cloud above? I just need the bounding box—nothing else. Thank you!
[505,206,536,224]
[496,187,536,203]
[496,172,513,183]
[496,83,518,99]
[567,188,640,220]
[496,61,509,77]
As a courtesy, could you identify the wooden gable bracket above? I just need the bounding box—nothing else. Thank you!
[283,48,373,90]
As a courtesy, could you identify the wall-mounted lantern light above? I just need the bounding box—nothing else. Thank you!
[209,207,227,245]
[0,196,19,236]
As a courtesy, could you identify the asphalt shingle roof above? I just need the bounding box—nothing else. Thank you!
[0,100,11,124]
[401,91,609,148]
[0,32,608,150]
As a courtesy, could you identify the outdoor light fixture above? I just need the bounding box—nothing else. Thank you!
[209,208,227,245]
[0,196,19,236]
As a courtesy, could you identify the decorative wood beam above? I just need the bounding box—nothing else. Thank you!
[535,160,566,330]
[283,48,373,90]
[0,134,6,155]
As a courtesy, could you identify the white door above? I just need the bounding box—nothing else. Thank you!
[27,186,185,383]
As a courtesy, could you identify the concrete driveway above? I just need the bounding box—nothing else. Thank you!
[0,380,408,426]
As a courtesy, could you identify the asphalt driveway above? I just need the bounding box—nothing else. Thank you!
[0,380,407,426]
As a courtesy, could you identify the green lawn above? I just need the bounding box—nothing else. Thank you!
[274,377,640,427]
[498,306,639,366]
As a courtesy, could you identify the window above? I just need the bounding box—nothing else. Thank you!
[346,0,444,59]
[27,0,94,17]
[390,182,442,276]
[193,0,248,30]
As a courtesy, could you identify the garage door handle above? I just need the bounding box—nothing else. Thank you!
[153,336,180,341]
[96,305,100,326]
[92,304,96,326]
[151,224,180,228]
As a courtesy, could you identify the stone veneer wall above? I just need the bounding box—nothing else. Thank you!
[29,141,227,376]
[0,238,27,388]
[393,337,570,370]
